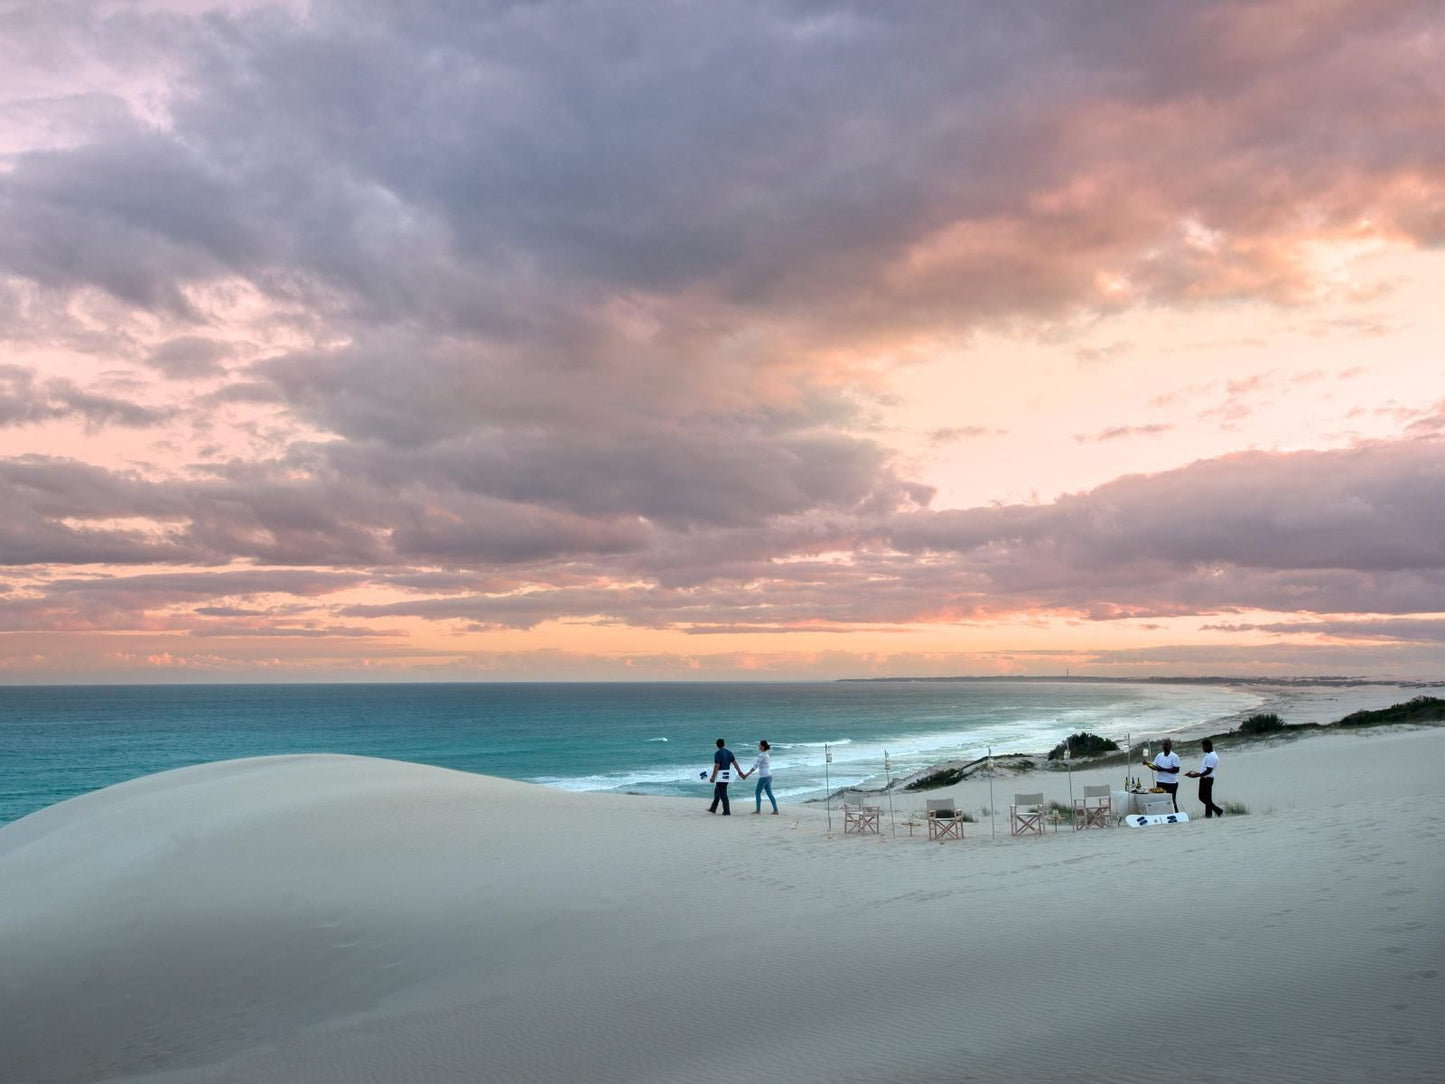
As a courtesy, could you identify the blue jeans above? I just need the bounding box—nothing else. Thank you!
[755,775,777,812]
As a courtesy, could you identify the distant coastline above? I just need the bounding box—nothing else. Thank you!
[837,674,1445,687]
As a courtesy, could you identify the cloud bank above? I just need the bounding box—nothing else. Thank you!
[0,0,1442,678]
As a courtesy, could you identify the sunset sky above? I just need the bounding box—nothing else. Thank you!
[1,0,1443,682]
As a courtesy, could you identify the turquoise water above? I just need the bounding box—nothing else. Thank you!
[0,681,1261,825]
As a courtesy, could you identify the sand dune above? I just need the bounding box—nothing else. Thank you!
[2,731,1442,1083]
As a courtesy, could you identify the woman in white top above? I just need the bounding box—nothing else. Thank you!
[741,740,778,814]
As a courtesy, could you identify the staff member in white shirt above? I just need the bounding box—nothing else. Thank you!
[1144,738,1182,812]
[1186,738,1224,818]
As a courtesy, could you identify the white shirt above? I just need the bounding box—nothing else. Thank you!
[1199,750,1219,778]
[751,751,772,778]
[1152,751,1181,783]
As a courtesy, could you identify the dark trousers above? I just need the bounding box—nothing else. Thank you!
[1160,781,1179,812]
[709,782,731,814]
[1199,776,1223,818]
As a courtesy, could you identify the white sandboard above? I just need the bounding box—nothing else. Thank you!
[698,767,733,784]
[1125,811,1189,827]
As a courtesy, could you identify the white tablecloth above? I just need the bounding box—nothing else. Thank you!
[1111,790,1178,818]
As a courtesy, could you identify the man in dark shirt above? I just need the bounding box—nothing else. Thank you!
[709,738,738,815]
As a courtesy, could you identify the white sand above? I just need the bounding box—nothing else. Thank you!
[1183,682,1444,738]
[2,730,1442,1084]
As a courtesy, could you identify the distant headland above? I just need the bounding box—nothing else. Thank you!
[837,675,1445,687]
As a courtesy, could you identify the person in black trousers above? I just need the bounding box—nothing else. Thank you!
[1145,738,1182,813]
[1186,738,1225,818]
[708,738,739,815]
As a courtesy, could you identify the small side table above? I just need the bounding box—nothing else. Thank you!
[902,820,923,837]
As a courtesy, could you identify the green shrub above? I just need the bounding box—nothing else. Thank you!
[1047,731,1122,761]
[1238,712,1286,735]
[1336,696,1445,728]
[1222,801,1250,815]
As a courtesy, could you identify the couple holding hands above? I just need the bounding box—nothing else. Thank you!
[707,738,777,816]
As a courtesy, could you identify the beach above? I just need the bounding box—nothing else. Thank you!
[2,723,1442,1083]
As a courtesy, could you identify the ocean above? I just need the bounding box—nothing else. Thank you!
[0,680,1262,825]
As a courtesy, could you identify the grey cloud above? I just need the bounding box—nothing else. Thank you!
[186,623,397,638]
[891,441,1445,576]
[46,569,366,599]
[0,448,660,569]
[8,436,1445,634]
[2,1,1439,342]
[0,131,255,314]
[0,568,371,634]
[1405,401,1445,436]
[197,380,286,406]
[145,336,231,379]
[0,456,194,565]
[0,1,1435,562]
[1200,618,1445,643]
[373,571,518,594]
[1072,423,1173,443]
[930,426,1005,444]
[1075,342,1132,367]
[349,430,925,529]
[0,365,173,430]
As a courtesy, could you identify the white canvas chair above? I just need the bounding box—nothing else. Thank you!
[843,794,881,835]
[925,798,965,842]
[1010,793,1045,837]
[1074,784,1113,830]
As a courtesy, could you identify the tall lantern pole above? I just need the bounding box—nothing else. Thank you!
[884,750,897,838]
[824,742,833,835]
[987,747,996,840]
[1064,743,1074,831]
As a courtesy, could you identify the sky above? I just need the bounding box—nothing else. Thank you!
[1,0,1443,683]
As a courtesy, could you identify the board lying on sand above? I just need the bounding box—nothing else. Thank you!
[1125,811,1189,827]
